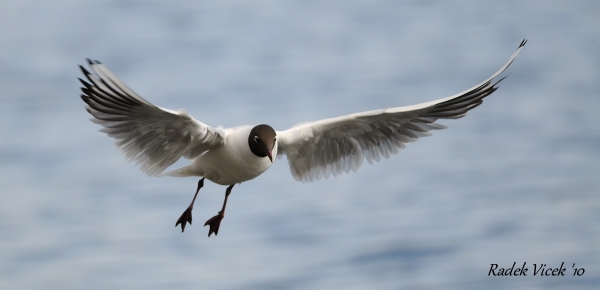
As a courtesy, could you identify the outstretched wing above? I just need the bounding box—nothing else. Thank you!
[79,60,225,176]
[277,40,527,182]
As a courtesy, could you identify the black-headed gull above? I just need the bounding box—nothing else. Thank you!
[79,40,526,236]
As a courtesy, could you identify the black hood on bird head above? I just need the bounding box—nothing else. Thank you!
[248,124,276,161]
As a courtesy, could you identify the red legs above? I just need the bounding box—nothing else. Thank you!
[204,184,235,237]
[175,178,205,232]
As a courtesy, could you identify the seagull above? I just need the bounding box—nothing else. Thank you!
[79,40,526,237]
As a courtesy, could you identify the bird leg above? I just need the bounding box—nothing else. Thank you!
[175,178,205,232]
[204,184,235,237]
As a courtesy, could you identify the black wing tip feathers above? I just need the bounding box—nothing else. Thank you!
[79,64,91,75]
[78,78,92,91]
[491,75,509,87]
[519,39,528,48]
[428,40,525,119]
[85,58,102,65]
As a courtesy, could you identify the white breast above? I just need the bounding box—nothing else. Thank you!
[189,126,277,185]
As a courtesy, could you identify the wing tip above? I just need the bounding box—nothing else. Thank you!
[79,64,91,76]
[86,58,102,65]
[78,77,90,88]
[491,75,509,87]
[519,39,528,48]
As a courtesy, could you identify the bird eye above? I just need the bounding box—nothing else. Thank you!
[274,138,277,142]
[254,136,259,143]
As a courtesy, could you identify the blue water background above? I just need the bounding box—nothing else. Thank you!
[1,1,599,289]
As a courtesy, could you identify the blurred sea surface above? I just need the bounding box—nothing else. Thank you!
[1,1,599,289]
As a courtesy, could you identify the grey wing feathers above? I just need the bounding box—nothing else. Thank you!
[278,40,527,182]
[79,59,224,176]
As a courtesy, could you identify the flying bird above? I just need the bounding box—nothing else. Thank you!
[79,40,527,237]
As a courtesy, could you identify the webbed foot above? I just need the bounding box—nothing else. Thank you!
[204,212,225,237]
[175,205,193,232]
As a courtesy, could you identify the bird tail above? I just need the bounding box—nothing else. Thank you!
[161,166,196,177]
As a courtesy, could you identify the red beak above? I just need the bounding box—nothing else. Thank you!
[267,150,273,163]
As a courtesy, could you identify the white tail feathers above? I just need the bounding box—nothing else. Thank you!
[161,166,196,177]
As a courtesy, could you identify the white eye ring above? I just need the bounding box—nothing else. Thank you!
[254,136,259,143]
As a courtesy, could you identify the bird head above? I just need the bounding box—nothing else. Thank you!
[248,124,277,162]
